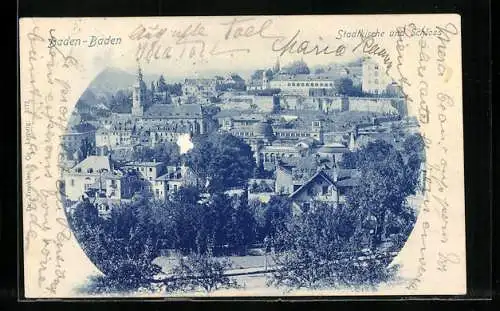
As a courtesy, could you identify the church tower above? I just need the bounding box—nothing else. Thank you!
[132,65,147,117]
[262,70,269,89]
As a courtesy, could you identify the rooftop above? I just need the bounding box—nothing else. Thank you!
[71,156,112,174]
[125,161,164,167]
[143,104,203,118]
[272,74,338,82]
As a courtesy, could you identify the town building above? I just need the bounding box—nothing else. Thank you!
[123,161,166,184]
[152,165,198,201]
[60,127,96,152]
[182,78,218,98]
[288,168,359,212]
[63,155,137,201]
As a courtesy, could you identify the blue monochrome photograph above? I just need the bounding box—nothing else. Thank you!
[20,15,466,298]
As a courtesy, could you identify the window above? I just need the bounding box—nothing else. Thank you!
[155,189,160,196]
[149,168,152,172]
[70,179,74,186]
[173,185,178,191]
[322,185,329,195]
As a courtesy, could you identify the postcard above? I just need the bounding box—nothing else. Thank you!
[19,14,465,298]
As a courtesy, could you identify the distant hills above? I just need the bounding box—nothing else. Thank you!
[87,67,160,96]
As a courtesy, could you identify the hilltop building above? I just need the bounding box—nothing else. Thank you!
[361,57,394,94]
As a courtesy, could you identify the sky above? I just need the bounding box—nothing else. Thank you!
[85,15,376,81]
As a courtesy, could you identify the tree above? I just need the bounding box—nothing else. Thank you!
[402,133,426,194]
[79,137,95,160]
[314,67,326,74]
[111,90,132,113]
[158,75,167,92]
[339,151,358,169]
[334,77,354,95]
[345,140,414,246]
[402,133,425,160]
[165,83,183,96]
[283,60,310,74]
[265,69,274,80]
[228,191,256,254]
[251,69,265,81]
[185,132,256,193]
[169,254,239,293]
[269,203,396,289]
[262,196,292,246]
[132,146,155,163]
[67,199,163,293]
[131,142,181,165]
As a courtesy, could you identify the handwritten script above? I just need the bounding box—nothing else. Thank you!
[404,22,461,290]
[23,26,77,294]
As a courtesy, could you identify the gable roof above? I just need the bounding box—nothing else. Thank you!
[71,156,111,173]
[288,170,335,199]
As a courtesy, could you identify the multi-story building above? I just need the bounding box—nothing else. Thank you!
[95,128,135,148]
[123,161,166,184]
[63,155,137,201]
[269,74,336,96]
[182,78,218,97]
[361,57,394,94]
[152,165,198,201]
[60,128,96,152]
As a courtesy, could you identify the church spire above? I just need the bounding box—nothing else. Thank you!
[137,63,143,82]
[274,56,280,73]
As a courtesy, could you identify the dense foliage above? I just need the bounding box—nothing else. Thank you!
[69,132,424,293]
[185,132,256,193]
[282,60,310,75]
[68,185,294,292]
[131,142,181,165]
[269,203,399,289]
[268,138,422,289]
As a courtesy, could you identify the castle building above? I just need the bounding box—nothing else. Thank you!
[269,74,336,96]
[361,57,394,94]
